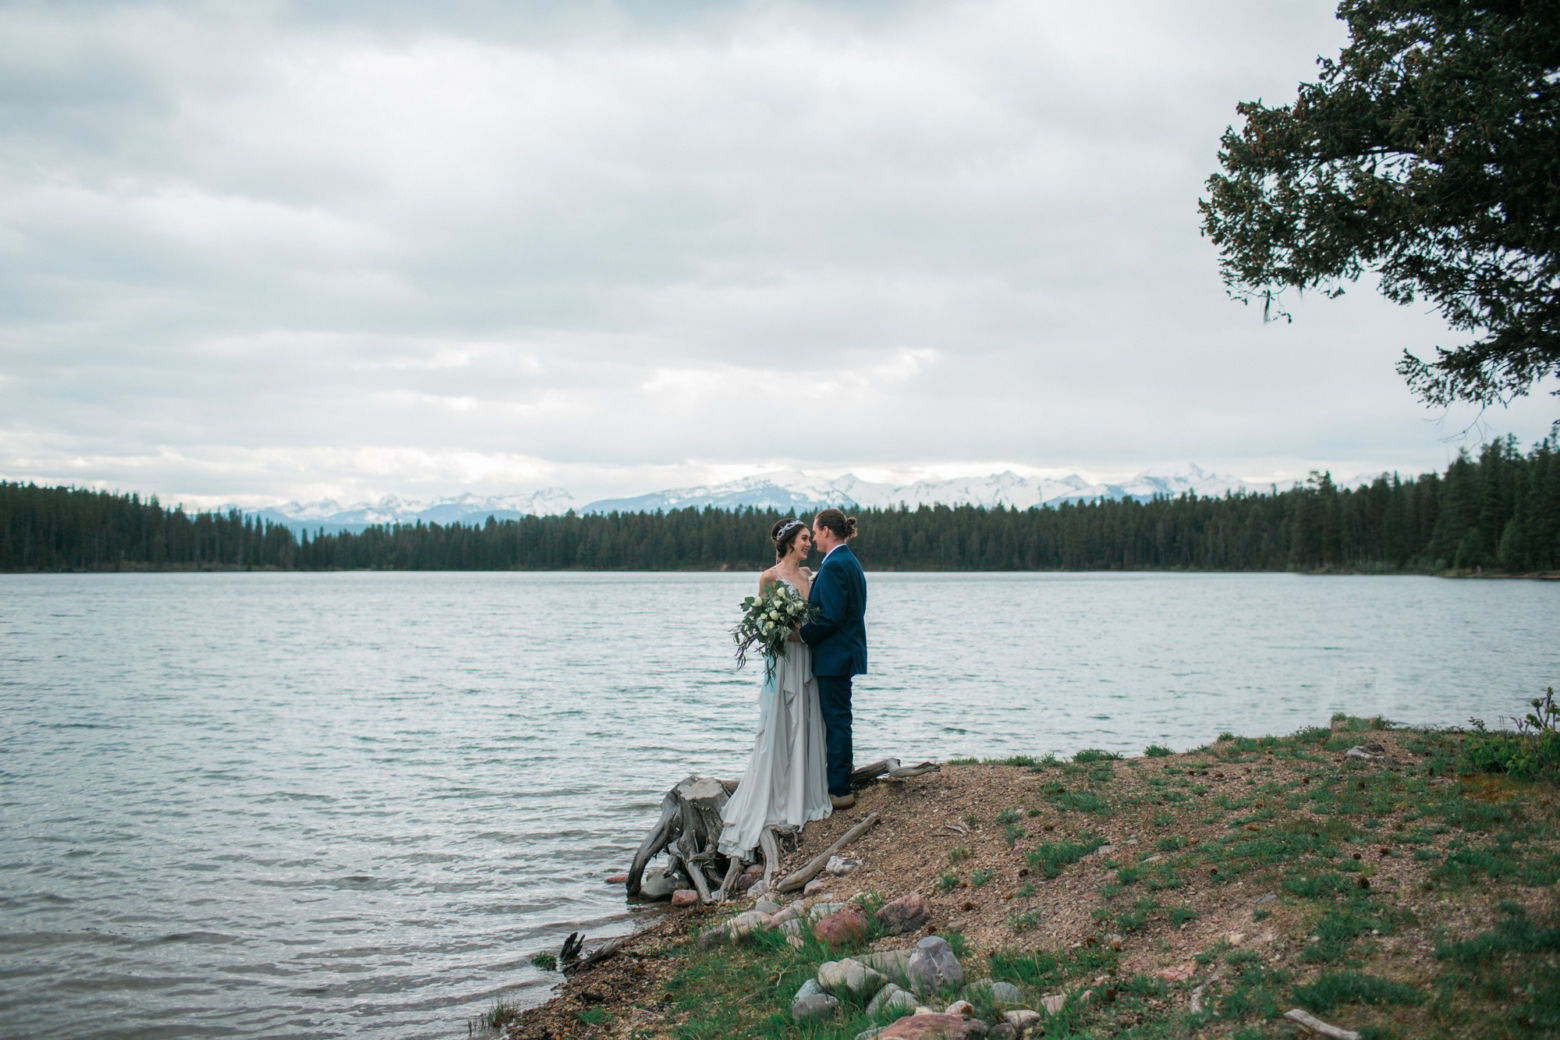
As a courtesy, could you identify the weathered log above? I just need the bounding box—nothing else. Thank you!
[1283,1009,1360,1040]
[851,758,940,783]
[626,775,734,903]
[851,758,899,783]
[558,931,586,972]
[559,932,631,975]
[774,812,881,893]
[758,827,783,888]
[625,798,679,897]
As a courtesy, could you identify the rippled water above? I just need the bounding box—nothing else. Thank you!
[2,571,1556,1038]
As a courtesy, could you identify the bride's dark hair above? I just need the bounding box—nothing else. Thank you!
[771,518,806,561]
[814,508,858,541]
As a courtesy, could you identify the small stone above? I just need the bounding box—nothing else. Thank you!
[604,873,629,884]
[754,898,783,915]
[1041,994,1067,1015]
[906,935,964,995]
[792,979,841,1022]
[814,904,870,946]
[727,910,774,940]
[987,981,1023,1007]
[809,901,848,919]
[878,892,931,935]
[639,867,677,900]
[1155,962,1196,983]
[780,918,802,936]
[804,878,829,896]
[747,878,768,897]
[819,957,888,999]
[697,924,728,949]
[945,999,975,1017]
[868,983,918,1018]
[878,1012,988,1038]
[827,855,863,875]
[859,948,913,983]
[670,889,699,907]
[1254,892,1277,906]
[772,904,799,925]
[1003,1009,1041,1031]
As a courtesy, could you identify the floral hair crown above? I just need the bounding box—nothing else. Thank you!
[774,519,805,544]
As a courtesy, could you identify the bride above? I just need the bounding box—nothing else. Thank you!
[718,518,833,858]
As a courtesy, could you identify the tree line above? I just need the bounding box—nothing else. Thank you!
[4,436,1558,574]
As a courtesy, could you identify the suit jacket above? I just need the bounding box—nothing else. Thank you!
[800,544,867,677]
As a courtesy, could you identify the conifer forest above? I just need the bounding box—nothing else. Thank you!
[4,437,1557,575]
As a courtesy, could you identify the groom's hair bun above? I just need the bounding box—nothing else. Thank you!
[815,508,857,541]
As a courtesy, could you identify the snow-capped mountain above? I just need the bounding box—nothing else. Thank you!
[245,466,1279,534]
[249,488,577,534]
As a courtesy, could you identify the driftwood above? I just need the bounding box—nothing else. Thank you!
[626,759,935,904]
[851,758,941,783]
[774,811,881,893]
[1283,1009,1360,1040]
[559,931,631,975]
[626,775,732,901]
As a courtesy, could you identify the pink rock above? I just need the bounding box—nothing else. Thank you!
[604,873,629,884]
[1155,962,1196,983]
[811,903,869,946]
[878,1012,987,1039]
[670,889,700,907]
[804,879,829,896]
[1041,993,1067,1015]
[877,892,931,934]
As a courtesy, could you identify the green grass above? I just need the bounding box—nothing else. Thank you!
[607,715,1560,1040]
[989,941,1119,990]
[1292,971,1426,1013]
[1026,834,1105,878]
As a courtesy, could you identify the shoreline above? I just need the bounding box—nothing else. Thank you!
[5,565,1558,579]
[496,716,1559,1039]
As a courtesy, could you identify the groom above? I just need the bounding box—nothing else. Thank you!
[800,508,867,810]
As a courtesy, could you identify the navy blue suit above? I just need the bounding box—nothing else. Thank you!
[800,544,867,795]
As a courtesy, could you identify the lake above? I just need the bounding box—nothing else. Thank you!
[2,571,1556,1039]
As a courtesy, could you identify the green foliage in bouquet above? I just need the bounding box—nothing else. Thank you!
[732,581,817,680]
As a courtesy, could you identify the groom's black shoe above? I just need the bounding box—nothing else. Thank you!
[830,793,856,809]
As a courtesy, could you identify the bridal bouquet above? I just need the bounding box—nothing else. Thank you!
[732,581,816,678]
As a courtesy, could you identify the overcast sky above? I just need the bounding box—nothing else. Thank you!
[3,0,1555,508]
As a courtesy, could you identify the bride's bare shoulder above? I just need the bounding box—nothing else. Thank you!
[758,566,778,591]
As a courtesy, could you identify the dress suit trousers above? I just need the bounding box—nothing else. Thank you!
[816,674,854,796]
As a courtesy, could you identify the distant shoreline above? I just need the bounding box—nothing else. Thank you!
[5,564,1559,579]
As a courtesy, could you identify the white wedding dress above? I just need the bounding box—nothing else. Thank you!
[718,608,832,858]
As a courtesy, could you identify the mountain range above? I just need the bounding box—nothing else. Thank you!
[244,465,1309,535]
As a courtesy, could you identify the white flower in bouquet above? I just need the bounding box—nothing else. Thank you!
[732,580,818,680]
